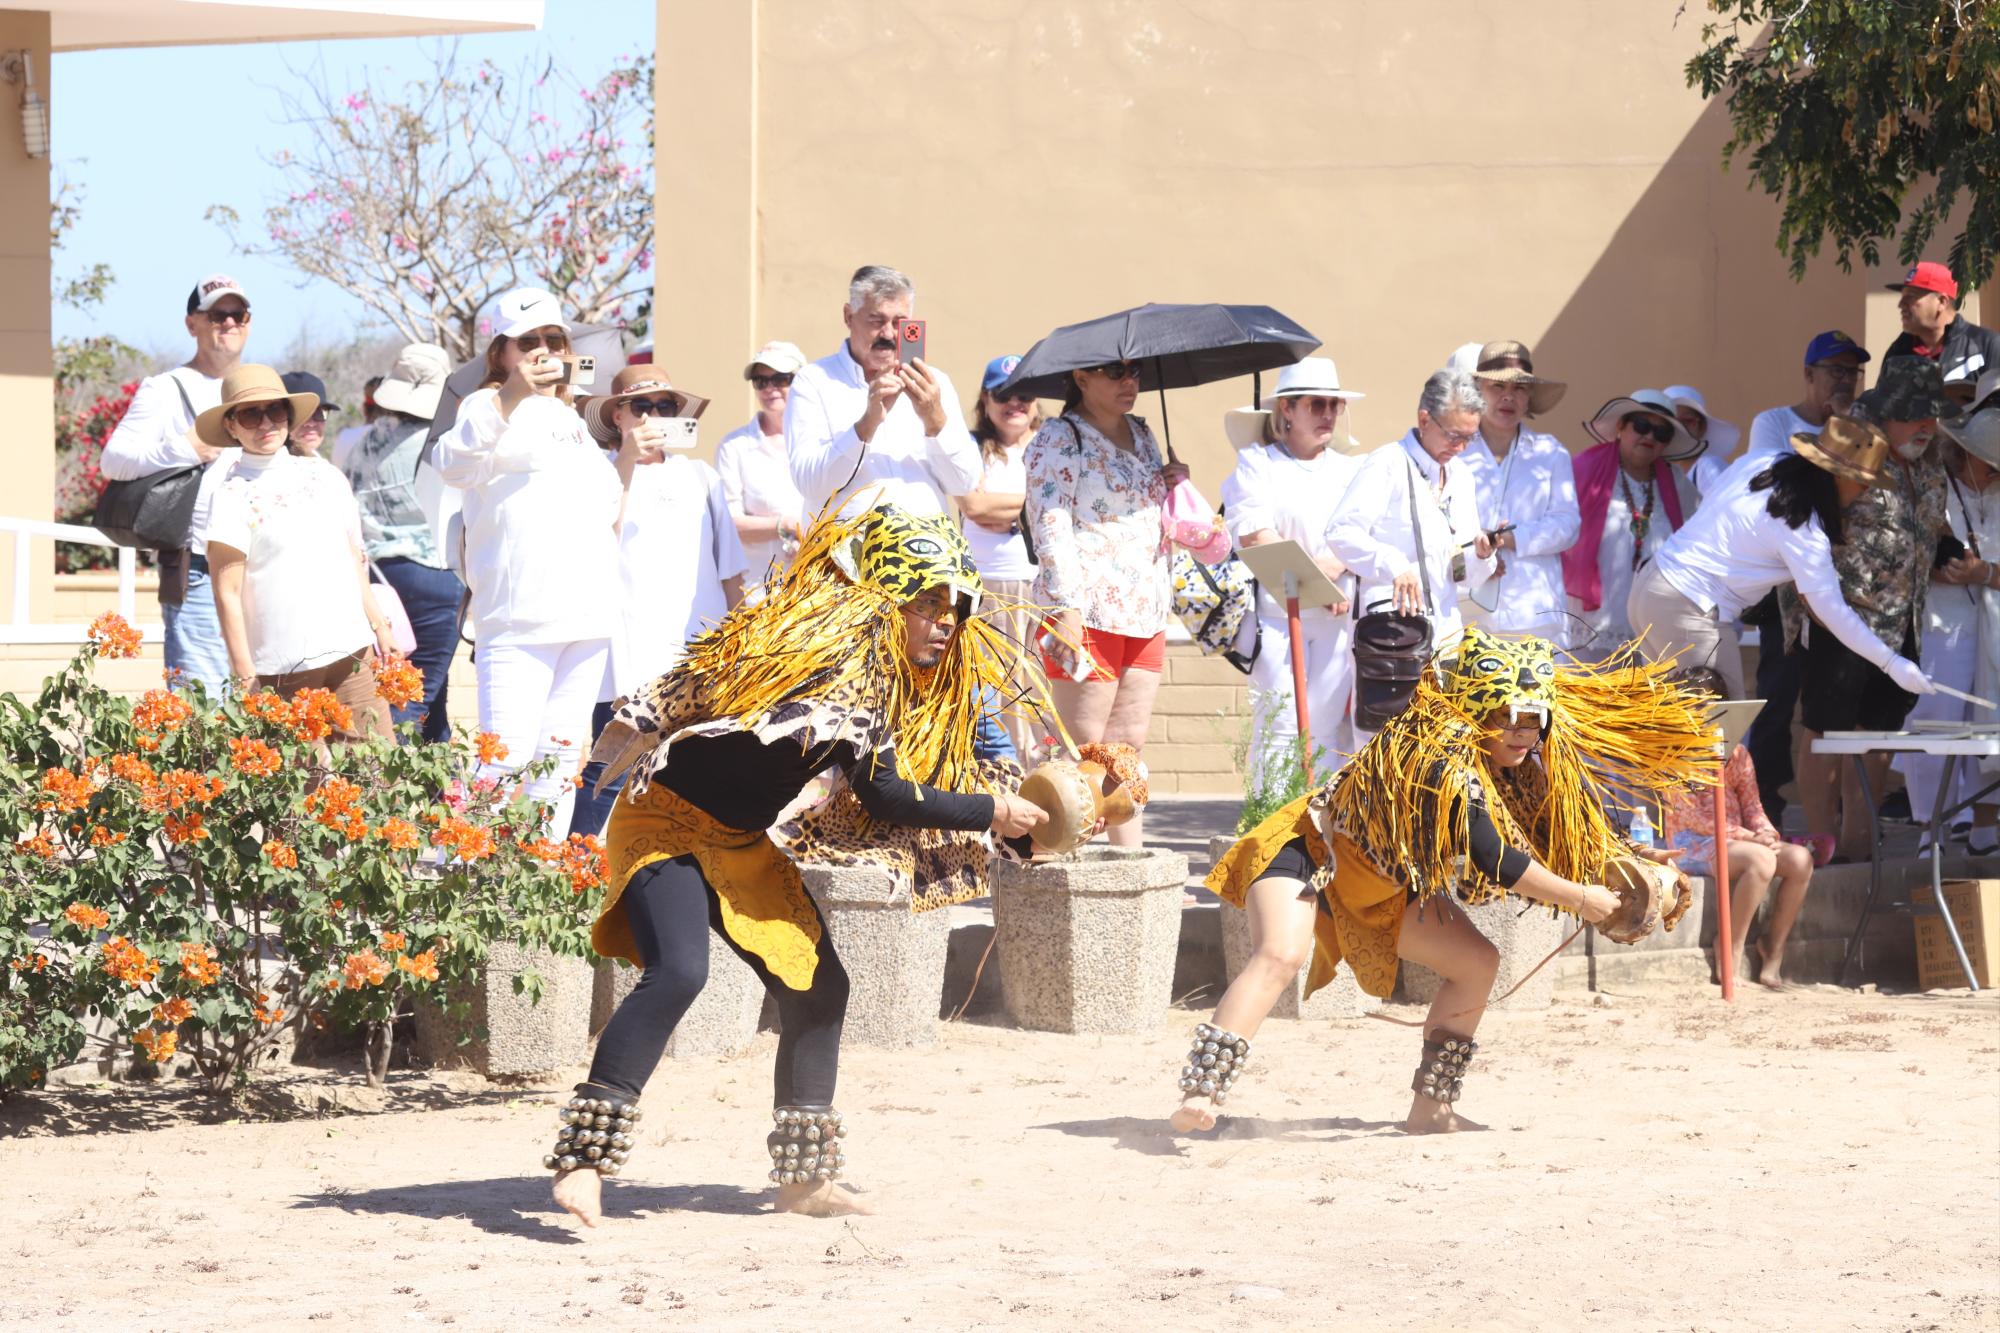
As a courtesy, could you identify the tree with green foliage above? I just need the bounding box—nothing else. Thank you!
[1686,0,1999,286]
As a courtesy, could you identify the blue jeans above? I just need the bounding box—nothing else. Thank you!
[569,699,624,840]
[972,684,1018,762]
[376,557,466,743]
[163,563,232,699]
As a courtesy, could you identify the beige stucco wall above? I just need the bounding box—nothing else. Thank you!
[0,9,51,625]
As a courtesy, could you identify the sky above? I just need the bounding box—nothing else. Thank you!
[50,0,653,359]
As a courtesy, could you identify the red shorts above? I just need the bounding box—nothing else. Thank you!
[1042,626,1166,683]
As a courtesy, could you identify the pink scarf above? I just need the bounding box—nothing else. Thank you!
[1563,441,1687,611]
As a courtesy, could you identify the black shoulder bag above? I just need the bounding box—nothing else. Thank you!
[1351,459,1437,730]
[93,372,206,550]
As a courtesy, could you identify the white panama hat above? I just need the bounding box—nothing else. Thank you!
[1224,357,1365,449]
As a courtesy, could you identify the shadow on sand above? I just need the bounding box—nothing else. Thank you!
[290,1176,770,1244]
[1032,1113,1407,1156]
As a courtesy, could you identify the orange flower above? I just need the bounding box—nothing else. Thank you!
[474,732,509,765]
[304,777,368,841]
[263,839,299,869]
[39,767,97,814]
[132,688,195,736]
[341,949,391,989]
[228,737,282,778]
[10,953,50,973]
[178,941,222,987]
[518,837,563,863]
[88,825,127,848]
[109,754,156,786]
[243,690,296,728]
[375,653,423,708]
[88,611,143,659]
[379,930,408,952]
[101,936,160,987]
[143,768,225,813]
[20,829,58,859]
[151,996,194,1026]
[563,833,607,895]
[62,903,110,930]
[375,818,421,851]
[131,1027,177,1064]
[288,688,354,743]
[431,816,496,861]
[396,949,441,983]
[253,993,285,1026]
[163,813,209,844]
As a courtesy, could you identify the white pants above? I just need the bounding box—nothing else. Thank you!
[475,638,612,836]
[1248,612,1355,785]
[1894,612,1982,821]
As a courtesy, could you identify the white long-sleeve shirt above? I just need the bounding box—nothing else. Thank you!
[610,455,749,697]
[431,388,620,646]
[1325,431,1496,644]
[98,365,230,553]
[1651,476,1898,667]
[784,342,981,518]
[1458,426,1581,643]
[1703,404,1815,504]
[1220,441,1361,629]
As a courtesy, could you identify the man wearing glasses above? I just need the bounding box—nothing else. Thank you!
[785,265,981,519]
[100,272,255,695]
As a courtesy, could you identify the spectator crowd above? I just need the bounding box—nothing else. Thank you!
[99,260,2000,980]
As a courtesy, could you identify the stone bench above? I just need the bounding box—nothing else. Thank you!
[801,862,951,1049]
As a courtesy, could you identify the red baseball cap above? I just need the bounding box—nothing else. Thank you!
[1888,261,1958,300]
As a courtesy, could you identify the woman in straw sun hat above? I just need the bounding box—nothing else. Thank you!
[1625,413,1936,702]
[1219,356,1368,782]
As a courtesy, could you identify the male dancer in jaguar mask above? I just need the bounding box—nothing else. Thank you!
[545,505,1050,1224]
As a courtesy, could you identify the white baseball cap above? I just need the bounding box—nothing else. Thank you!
[187,273,248,314]
[485,287,569,340]
[743,340,807,378]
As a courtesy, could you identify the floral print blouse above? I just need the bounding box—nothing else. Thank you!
[1663,743,1773,876]
[1025,412,1171,638]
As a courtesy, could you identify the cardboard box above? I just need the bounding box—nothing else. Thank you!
[1913,879,2000,990]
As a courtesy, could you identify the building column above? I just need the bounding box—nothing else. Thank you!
[0,9,51,623]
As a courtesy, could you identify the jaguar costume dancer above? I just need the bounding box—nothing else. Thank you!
[1177,630,1715,1135]
[546,505,1052,1225]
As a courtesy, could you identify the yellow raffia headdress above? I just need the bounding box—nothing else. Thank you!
[1324,629,1718,909]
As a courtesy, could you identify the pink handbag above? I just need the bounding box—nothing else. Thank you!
[367,563,420,656]
[1163,479,1232,565]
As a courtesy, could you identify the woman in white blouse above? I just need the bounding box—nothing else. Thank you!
[959,354,1041,762]
[1626,421,1934,701]
[1220,357,1364,779]
[1026,360,1189,846]
[433,287,621,835]
[714,340,808,596]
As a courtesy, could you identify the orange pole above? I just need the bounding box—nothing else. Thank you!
[1286,585,1311,784]
[1713,767,1735,1001]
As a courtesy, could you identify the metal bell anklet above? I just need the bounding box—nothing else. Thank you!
[766,1105,847,1185]
[1177,1022,1251,1105]
[1412,1031,1478,1104]
[543,1089,641,1176]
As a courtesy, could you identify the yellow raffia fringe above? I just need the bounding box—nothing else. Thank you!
[1326,639,1719,909]
[672,508,1071,790]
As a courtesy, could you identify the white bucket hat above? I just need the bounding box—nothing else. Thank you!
[485,287,569,341]
[1224,357,1365,448]
[1662,385,1741,457]
[372,342,451,421]
[1583,389,1697,460]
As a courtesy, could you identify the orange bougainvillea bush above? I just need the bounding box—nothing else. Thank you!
[0,618,603,1096]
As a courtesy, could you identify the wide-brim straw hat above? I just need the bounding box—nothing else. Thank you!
[582,364,710,445]
[1793,415,1888,487]
[1939,366,2000,469]
[1471,340,1566,417]
[194,364,319,449]
[1223,356,1365,448]
[373,342,452,420]
[1584,389,1698,460]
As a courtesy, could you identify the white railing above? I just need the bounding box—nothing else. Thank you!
[1,516,162,644]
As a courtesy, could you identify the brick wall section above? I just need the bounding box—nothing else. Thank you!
[1143,645,1250,796]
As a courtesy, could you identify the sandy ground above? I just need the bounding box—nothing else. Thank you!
[2,981,1995,1333]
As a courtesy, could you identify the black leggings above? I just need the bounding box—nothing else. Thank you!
[586,854,851,1107]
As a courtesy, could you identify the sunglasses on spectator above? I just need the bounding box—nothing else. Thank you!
[750,373,795,391]
[206,306,252,326]
[226,402,290,428]
[515,332,569,352]
[302,407,330,425]
[624,395,686,417]
[990,390,1036,405]
[1623,415,1675,443]
[1086,362,1143,381]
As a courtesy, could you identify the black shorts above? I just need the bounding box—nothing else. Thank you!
[1799,626,1918,734]
[1256,836,1319,885]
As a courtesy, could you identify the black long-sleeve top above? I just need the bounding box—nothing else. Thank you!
[656,730,995,833]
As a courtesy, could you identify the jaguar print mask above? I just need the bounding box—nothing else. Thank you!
[833,505,983,614]
[1445,628,1557,729]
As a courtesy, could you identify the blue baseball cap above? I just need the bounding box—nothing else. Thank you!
[1804,330,1871,367]
[982,355,1022,393]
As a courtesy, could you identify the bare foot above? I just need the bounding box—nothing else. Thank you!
[775,1178,875,1217]
[1403,1094,1487,1135]
[1169,1097,1217,1133]
[1754,942,1788,991]
[551,1168,602,1228]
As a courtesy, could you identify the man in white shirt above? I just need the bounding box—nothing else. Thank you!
[785,265,981,518]
[98,272,252,696]
[1327,369,1497,655]
[1710,330,1869,500]
[1457,340,1580,646]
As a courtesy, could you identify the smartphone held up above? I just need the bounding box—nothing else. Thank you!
[896,317,927,366]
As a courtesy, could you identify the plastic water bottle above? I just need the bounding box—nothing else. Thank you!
[1630,807,1655,850]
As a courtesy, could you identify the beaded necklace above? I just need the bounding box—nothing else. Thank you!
[1616,466,1656,571]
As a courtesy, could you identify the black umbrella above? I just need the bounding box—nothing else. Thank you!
[999,302,1318,457]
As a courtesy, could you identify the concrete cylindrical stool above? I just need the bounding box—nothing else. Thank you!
[990,847,1190,1034]
[413,941,594,1078]
[590,928,765,1060]
[800,863,951,1048]
[1398,895,1567,1011]
[1207,835,1382,1020]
